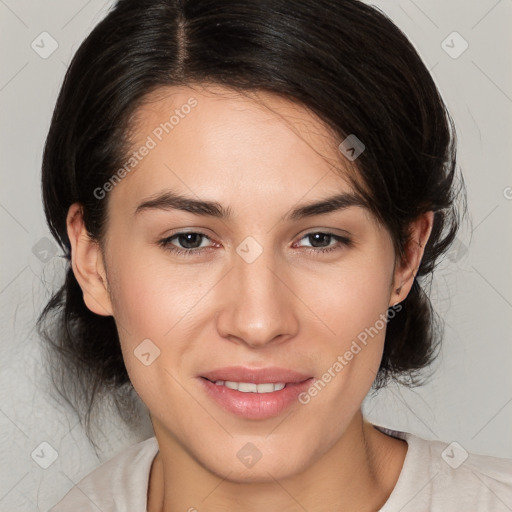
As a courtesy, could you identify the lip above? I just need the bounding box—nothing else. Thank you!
[200,366,313,384]
[198,366,314,420]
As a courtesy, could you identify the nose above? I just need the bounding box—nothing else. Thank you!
[215,243,300,348]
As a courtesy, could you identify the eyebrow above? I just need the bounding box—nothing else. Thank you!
[134,190,367,221]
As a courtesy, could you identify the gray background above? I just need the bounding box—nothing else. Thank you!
[1,0,511,510]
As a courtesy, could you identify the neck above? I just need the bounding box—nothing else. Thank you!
[147,411,407,512]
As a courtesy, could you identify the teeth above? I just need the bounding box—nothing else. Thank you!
[213,380,286,393]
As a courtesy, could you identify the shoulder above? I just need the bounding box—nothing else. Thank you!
[422,435,512,510]
[376,426,512,512]
[49,436,159,512]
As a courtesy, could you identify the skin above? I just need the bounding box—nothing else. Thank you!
[67,84,433,511]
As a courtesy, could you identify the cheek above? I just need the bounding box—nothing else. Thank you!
[298,258,394,409]
[314,259,393,343]
[107,250,209,340]
[105,251,219,402]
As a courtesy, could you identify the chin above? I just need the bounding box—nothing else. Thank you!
[196,441,316,484]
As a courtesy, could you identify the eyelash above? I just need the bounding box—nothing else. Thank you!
[158,231,352,257]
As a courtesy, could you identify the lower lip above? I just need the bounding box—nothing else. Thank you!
[198,377,314,420]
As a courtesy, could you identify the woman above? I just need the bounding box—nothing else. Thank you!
[39,0,512,510]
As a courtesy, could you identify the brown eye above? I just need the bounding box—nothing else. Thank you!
[173,233,205,249]
[296,232,352,254]
[305,233,334,248]
[159,231,214,256]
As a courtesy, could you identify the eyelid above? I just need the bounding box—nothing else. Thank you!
[294,225,352,242]
[292,232,353,254]
[158,230,217,251]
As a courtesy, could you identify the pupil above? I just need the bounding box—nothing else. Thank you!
[179,233,202,249]
[310,233,330,247]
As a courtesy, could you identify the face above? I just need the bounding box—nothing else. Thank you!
[74,85,410,482]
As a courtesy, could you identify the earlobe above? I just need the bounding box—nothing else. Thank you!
[66,203,113,316]
[390,211,434,306]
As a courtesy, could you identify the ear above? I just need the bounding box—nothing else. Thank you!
[390,211,434,307]
[66,203,113,316]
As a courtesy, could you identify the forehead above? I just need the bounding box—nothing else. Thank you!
[114,84,361,209]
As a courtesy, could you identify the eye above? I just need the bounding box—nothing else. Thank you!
[294,232,352,254]
[158,230,352,257]
[158,231,215,256]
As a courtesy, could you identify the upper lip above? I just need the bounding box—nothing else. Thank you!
[200,366,313,384]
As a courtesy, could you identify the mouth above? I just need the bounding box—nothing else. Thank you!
[202,378,289,393]
[198,366,314,420]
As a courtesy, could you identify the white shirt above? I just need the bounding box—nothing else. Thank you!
[49,425,512,511]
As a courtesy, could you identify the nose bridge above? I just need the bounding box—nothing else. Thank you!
[216,237,298,346]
